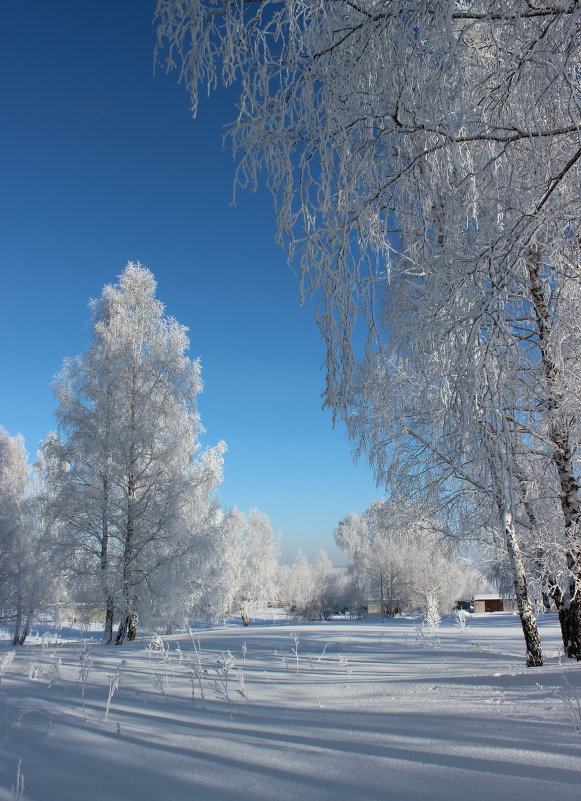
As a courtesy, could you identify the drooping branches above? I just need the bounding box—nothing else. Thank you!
[156,0,580,402]
[155,0,580,660]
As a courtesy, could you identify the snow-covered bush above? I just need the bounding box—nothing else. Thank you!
[423,596,441,634]
[455,610,469,631]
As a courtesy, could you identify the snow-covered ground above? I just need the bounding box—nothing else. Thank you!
[0,613,579,801]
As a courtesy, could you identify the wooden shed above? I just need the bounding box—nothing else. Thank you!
[473,594,517,613]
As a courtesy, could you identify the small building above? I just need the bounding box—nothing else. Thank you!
[366,600,401,616]
[473,594,517,613]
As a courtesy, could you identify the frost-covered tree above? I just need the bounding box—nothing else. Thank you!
[312,551,351,620]
[281,551,317,618]
[280,550,348,620]
[188,505,243,621]
[43,263,225,643]
[232,508,281,624]
[520,252,580,656]
[136,451,228,633]
[0,430,28,612]
[187,507,280,623]
[346,312,547,662]
[336,500,474,615]
[346,240,579,661]
[156,0,580,658]
[0,429,53,645]
[155,0,579,406]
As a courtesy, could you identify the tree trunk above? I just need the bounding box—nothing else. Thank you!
[546,419,581,659]
[116,561,137,645]
[115,544,135,643]
[116,398,138,646]
[561,597,581,659]
[503,509,543,666]
[12,619,30,646]
[100,474,114,645]
[12,596,23,647]
[527,252,581,659]
[11,569,26,646]
[487,432,543,667]
[127,611,138,640]
[13,608,34,646]
[558,553,581,660]
[116,610,138,644]
[103,600,114,645]
[115,617,127,645]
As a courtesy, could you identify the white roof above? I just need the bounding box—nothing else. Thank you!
[473,594,503,600]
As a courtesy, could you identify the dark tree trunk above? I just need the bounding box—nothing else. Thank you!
[115,620,125,645]
[528,253,581,659]
[562,597,581,659]
[19,608,34,645]
[12,614,31,646]
[127,611,138,641]
[103,600,115,645]
[559,564,581,660]
[12,599,23,647]
[100,474,114,645]
[116,610,138,644]
[116,393,138,646]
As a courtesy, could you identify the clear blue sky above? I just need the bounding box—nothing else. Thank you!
[0,1,382,563]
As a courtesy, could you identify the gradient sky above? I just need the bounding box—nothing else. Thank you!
[0,1,383,563]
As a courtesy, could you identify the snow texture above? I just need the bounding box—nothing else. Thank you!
[0,613,579,801]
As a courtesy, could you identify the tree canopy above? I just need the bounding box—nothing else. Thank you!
[155,0,580,661]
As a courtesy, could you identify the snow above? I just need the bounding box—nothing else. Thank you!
[473,594,510,600]
[0,613,579,801]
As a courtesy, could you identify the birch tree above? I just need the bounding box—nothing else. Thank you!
[233,509,281,624]
[345,250,579,662]
[279,550,348,620]
[155,0,579,405]
[283,551,316,616]
[0,429,53,645]
[0,429,29,623]
[335,499,470,616]
[156,1,580,657]
[44,263,225,643]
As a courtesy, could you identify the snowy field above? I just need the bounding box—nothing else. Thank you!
[0,613,580,801]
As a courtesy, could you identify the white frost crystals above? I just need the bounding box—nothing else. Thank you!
[42,263,227,644]
[0,429,52,646]
[155,0,580,663]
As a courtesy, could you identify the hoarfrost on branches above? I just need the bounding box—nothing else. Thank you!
[155,0,580,660]
[43,263,227,643]
[155,0,580,412]
[0,429,53,645]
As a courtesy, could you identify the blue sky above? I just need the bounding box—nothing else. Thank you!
[0,1,382,563]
